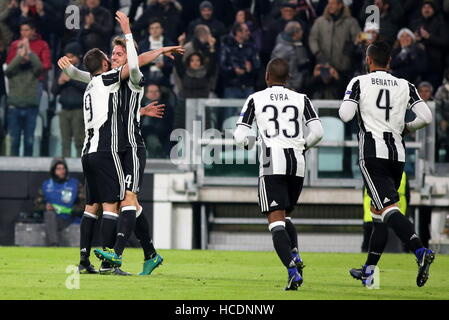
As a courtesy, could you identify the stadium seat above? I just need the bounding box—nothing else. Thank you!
[318,116,344,172]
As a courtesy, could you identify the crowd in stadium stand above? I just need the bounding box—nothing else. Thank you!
[0,0,448,160]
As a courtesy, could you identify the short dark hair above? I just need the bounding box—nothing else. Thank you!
[186,52,204,66]
[149,18,162,28]
[20,19,36,30]
[366,41,392,67]
[267,58,289,83]
[232,23,245,35]
[84,48,107,75]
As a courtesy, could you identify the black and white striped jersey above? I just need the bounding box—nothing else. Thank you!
[237,85,319,177]
[82,67,126,155]
[344,70,423,162]
[120,79,145,148]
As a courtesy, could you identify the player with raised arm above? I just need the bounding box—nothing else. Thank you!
[234,58,323,290]
[59,11,183,275]
[339,40,435,287]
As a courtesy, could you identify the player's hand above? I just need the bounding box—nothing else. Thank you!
[57,56,72,70]
[115,11,131,35]
[140,101,165,118]
[162,46,185,60]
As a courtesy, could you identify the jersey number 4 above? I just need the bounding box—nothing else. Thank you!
[263,105,299,138]
[376,89,392,122]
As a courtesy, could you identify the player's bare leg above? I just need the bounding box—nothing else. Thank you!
[78,203,100,273]
[268,210,302,290]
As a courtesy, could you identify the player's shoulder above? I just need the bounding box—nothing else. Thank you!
[102,66,122,76]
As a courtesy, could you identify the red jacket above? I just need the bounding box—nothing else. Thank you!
[6,36,51,80]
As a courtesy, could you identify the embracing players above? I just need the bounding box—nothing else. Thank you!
[58,11,183,274]
[339,40,435,287]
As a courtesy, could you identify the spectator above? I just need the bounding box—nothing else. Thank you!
[360,0,404,45]
[309,0,361,77]
[352,22,380,76]
[34,158,84,246]
[271,21,312,92]
[220,22,261,99]
[77,0,113,54]
[138,18,175,87]
[234,8,263,52]
[435,69,449,162]
[410,0,449,90]
[187,1,227,42]
[417,81,434,102]
[6,20,51,80]
[174,51,216,98]
[269,0,317,27]
[178,24,218,92]
[305,63,345,99]
[5,33,42,156]
[51,43,87,158]
[141,83,175,158]
[5,0,57,43]
[132,0,183,43]
[390,28,427,84]
[0,0,15,46]
[263,2,304,65]
[179,0,237,29]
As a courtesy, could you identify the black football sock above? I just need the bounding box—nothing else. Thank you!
[384,209,423,252]
[134,208,156,260]
[79,212,97,266]
[101,212,118,249]
[270,223,296,268]
[114,206,137,257]
[365,221,388,266]
[285,218,298,252]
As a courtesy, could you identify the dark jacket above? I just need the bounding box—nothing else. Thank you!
[78,5,113,53]
[220,35,261,88]
[410,14,449,73]
[174,53,216,99]
[271,33,312,91]
[138,36,175,87]
[132,2,182,42]
[5,52,42,108]
[390,44,427,84]
[52,64,87,110]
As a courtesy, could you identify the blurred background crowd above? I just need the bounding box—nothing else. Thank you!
[0,0,448,160]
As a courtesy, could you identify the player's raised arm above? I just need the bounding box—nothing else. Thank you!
[339,78,360,123]
[303,96,323,150]
[57,56,91,83]
[137,46,185,67]
[234,96,257,149]
[404,83,433,134]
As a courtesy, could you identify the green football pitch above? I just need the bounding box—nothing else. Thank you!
[1,247,448,300]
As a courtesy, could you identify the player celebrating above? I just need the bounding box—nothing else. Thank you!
[234,58,323,290]
[339,40,435,287]
[59,11,183,275]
